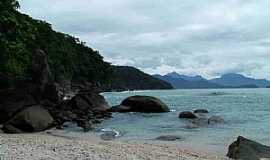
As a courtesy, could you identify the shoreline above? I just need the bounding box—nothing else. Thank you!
[0,130,229,160]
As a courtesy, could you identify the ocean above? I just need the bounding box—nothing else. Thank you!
[96,88,270,155]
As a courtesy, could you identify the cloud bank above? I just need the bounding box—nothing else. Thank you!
[20,0,270,79]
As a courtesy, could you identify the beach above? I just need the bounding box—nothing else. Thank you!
[0,131,228,160]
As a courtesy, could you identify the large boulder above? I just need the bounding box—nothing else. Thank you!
[179,111,197,119]
[109,95,169,113]
[3,105,54,133]
[0,89,36,124]
[227,136,270,160]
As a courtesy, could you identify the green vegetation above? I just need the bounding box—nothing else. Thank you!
[0,0,112,88]
[106,66,173,91]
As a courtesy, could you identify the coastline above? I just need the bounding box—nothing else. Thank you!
[0,130,229,160]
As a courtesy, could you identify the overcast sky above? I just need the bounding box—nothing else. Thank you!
[20,0,270,79]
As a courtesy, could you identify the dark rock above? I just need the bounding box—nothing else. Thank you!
[114,95,169,113]
[100,131,118,141]
[0,89,36,124]
[155,135,183,141]
[194,109,209,114]
[31,50,53,89]
[190,117,208,126]
[208,116,225,124]
[3,105,54,133]
[227,136,270,160]
[179,111,197,119]
[0,72,11,89]
[108,105,131,113]
[50,91,111,131]
[42,83,59,103]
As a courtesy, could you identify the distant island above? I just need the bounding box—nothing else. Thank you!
[154,72,270,89]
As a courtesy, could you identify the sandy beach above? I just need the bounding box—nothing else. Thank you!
[0,130,229,160]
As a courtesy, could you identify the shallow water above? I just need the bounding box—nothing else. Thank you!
[96,89,270,155]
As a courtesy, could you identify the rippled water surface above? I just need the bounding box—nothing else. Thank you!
[95,89,270,154]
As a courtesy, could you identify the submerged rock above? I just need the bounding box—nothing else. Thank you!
[100,131,118,141]
[108,105,131,113]
[3,105,54,133]
[227,136,270,160]
[155,135,183,141]
[208,116,225,124]
[109,95,170,113]
[179,111,197,119]
[194,109,209,114]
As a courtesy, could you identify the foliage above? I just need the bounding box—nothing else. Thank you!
[0,0,112,88]
[105,66,173,91]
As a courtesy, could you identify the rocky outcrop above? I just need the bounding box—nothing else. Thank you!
[0,89,36,124]
[227,136,270,160]
[50,91,112,132]
[0,50,112,133]
[178,111,197,119]
[3,105,54,133]
[109,95,170,113]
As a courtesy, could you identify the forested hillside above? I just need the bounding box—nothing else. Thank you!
[0,0,112,88]
[105,66,173,91]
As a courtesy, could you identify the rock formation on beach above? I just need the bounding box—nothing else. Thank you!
[227,136,270,160]
[0,50,112,133]
[108,95,170,113]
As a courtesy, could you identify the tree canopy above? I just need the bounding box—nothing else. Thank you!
[0,0,112,88]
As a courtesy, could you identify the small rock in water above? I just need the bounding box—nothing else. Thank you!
[100,131,118,141]
[194,109,209,114]
[155,135,183,141]
[208,116,225,124]
[179,111,197,119]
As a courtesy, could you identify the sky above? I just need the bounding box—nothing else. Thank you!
[20,0,270,79]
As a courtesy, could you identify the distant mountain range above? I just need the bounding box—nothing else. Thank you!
[153,72,270,89]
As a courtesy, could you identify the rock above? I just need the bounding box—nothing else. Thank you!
[0,72,10,89]
[42,82,59,103]
[100,131,118,141]
[194,109,209,114]
[31,50,53,89]
[155,135,183,141]
[71,91,110,112]
[227,136,270,160]
[190,117,208,126]
[0,89,36,124]
[108,105,131,113]
[179,111,197,119]
[208,116,225,124]
[50,91,111,131]
[113,95,170,113]
[3,105,54,133]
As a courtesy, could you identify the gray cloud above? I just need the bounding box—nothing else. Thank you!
[20,0,270,79]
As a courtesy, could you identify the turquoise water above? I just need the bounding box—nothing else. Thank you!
[98,89,270,155]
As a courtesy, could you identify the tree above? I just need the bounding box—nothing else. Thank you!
[0,0,20,11]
